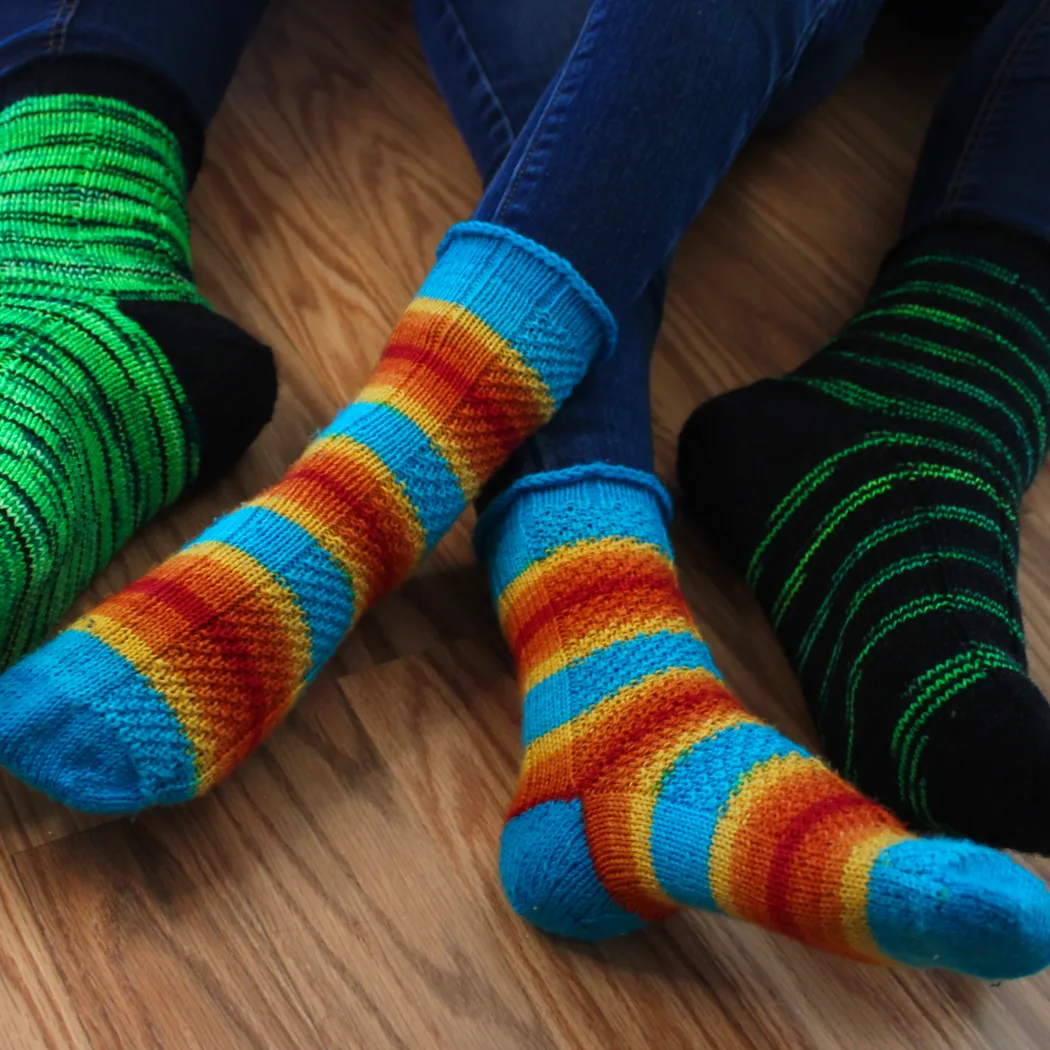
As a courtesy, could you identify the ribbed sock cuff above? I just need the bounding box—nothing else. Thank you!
[438,222,618,367]
[475,464,673,594]
[0,54,203,181]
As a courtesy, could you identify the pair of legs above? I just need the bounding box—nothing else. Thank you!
[0,0,1048,978]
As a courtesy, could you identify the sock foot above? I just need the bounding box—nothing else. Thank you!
[479,466,1050,978]
[677,221,1050,854]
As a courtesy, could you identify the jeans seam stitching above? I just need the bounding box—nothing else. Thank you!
[436,0,516,180]
[48,0,80,53]
[941,0,1050,215]
[491,2,600,223]
[769,0,839,100]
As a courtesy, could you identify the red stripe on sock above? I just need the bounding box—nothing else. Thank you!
[581,792,679,923]
[509,567,685,658]
[126,573,270,747]
[382,341,532,457]
[376,339,549,481]
[278,451,419,604]
[764,793,870,939]
[509,671,736,817]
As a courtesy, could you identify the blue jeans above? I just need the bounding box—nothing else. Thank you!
[903,0,1050,242]
[418,0,1050,509]
[0,0,885,500]
[0,0,883,304]
[413,0,883,504]
[0,0,268,125]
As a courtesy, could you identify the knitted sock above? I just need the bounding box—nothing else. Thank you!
[476,466,1050,979]
[0,59,277,668]
[678,221,1050,855]
[0,221,614,812]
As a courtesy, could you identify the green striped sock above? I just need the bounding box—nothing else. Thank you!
[677,221,1050,855]
[0,74,276,667]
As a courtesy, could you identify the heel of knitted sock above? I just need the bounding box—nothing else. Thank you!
[119,300,277,486]
[501,798,651,940]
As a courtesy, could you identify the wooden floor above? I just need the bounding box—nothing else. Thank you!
[4,1,1050,1047]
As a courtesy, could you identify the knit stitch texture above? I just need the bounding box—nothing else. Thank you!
[678,222,1050,855]
[0,221,611,812]
[479,466,1050,979]
[0,90,275,668]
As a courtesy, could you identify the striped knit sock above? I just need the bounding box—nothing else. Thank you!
[0,221,614,812]
[477,466,1050,979]
[0,62,276,668]
[678,221,1050,855]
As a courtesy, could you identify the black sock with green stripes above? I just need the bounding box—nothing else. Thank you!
[0,56,277,667]
[677,220,1050,854]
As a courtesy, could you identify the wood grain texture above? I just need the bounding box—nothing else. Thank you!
[2,0,1050,1046]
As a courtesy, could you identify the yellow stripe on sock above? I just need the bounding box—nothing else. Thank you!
[254,433,427,613]
[519,665,726,780]
[838,828,909,964]
[519,613,691,693]
[707,751,816,918]
[621,716,753,912]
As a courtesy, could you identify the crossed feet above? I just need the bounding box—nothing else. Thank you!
[0,87,1048,980]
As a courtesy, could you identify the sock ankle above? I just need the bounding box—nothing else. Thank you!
[0,58,277,665]
[678,219,1050,853]
[475,464,1050,979]
[0,221,613,812]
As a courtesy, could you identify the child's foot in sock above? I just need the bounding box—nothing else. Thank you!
[0,220,614,812]
[678,221,1050,855]
[0,60,277,667]
[477,466,1050,979]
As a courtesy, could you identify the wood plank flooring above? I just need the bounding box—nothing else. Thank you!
[2,1,1050,1046]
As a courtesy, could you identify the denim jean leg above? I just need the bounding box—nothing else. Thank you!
[762,0,883,128]
[413,0,590,186]
[903,0,1050,242]
[0,0,269,126]
[471,0,884,317]
[416,0,665,494]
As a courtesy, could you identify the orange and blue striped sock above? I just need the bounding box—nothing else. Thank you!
[0,222,615,813]
[477,465,1050,979]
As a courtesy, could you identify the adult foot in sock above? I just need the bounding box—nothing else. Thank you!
[678,221,1050,854]
[0,220,614,812]
[0,61,277,668]
[476,465,1050,979]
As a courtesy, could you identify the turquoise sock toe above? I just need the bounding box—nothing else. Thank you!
[869,839,1050,980]
[0,630,195,812]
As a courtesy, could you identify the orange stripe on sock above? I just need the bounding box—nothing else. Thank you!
[766,795,903,962]
[82,541,310,789]
[254,434,426,613]
[581,791,679,924]
[510,666,739,816]
[709,755,828,921]
[520,609,691,696]
[764,792,879,954]
[502,542,692,685]
[359,299,554,494]
[576,677,764,922]
[368,341,537,470]
[128,545,309,781]
[707,753,905,962]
